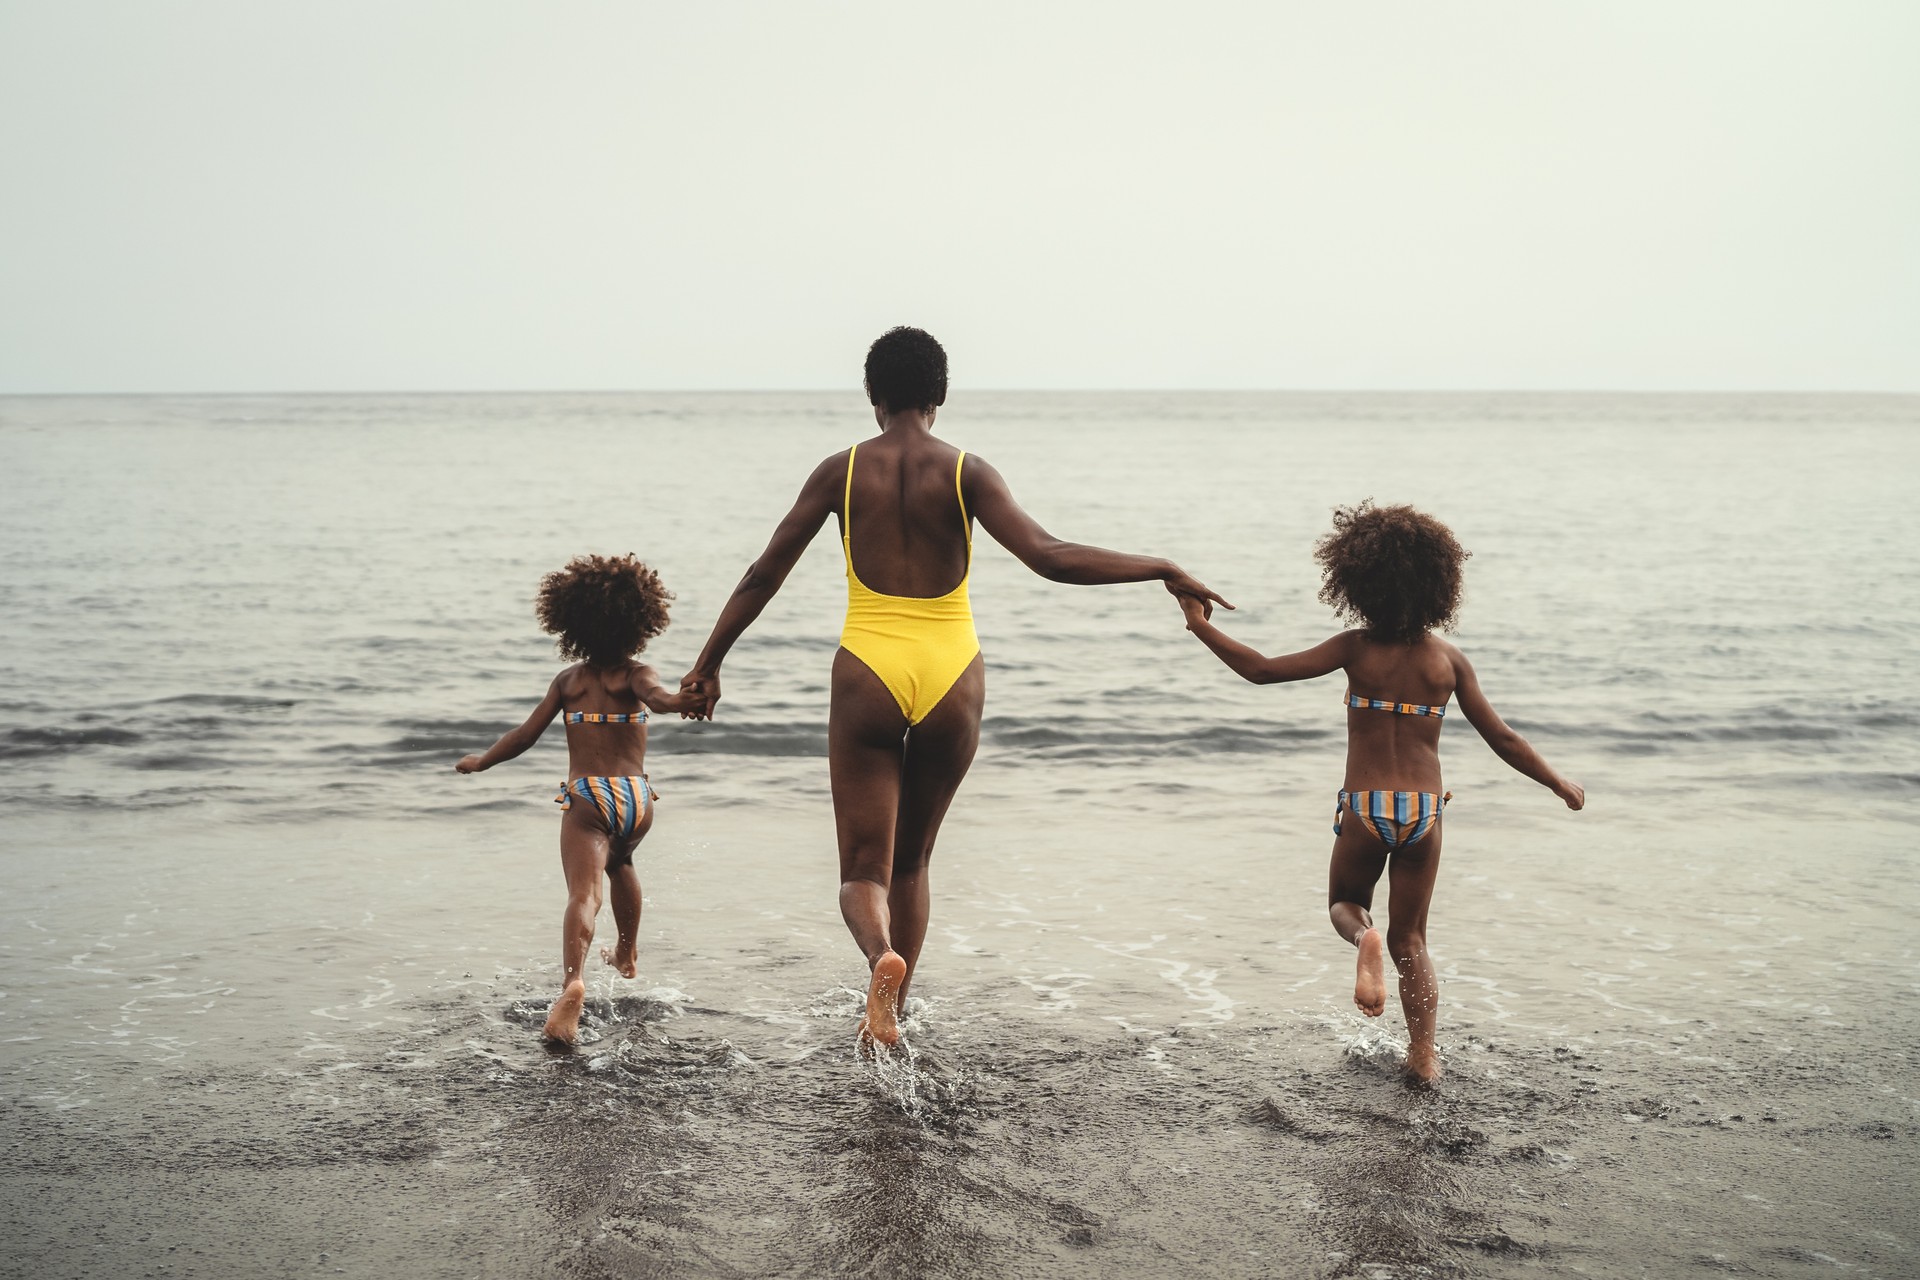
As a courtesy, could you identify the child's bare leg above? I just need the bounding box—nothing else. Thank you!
[546,811,609,1044]
[600,809,651,979]
[1385,827,1445,1083]
[1328,816,1390,1016]
[600,861,642,978]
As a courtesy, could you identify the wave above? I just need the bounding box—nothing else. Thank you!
[9,691,1916,784]
[669,724,830,758]
[126,752,235,772]
[149,693,299,710]
[0,726,143,758]
[1516,705,1920,751]
[370,729,508,755]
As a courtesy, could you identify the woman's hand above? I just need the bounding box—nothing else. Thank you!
[455,754,485,774]
[1555,778,1586,811]
[679,670,721,720]
[1163,568,1233,620]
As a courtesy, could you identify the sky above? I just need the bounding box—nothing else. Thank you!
[1,3,1916,394]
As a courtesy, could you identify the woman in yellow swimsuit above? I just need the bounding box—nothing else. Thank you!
[679,327,1230,1046]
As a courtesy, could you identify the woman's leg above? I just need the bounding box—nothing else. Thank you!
[601,803,653,980]
[889,654,984,1007]
[1328,805,1390,1017]
[1384,823,1445,1083]
[829,650,910,1041]
[545,806,610,1044]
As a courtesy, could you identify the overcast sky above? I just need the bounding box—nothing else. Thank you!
[1,3,1915,394]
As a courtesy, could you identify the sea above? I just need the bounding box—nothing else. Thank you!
[1,391,1915,1279]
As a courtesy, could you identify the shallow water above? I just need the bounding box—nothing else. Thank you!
[1,391,1916,1278]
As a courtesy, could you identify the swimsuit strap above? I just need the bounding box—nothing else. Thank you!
[955,451,971,562]
[843,443,859,544]
[1346,690,1447,719]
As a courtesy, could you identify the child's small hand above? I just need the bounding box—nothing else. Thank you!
[1557,779,1585,810]
[455,754,485,774]
[1177,592,1210,630]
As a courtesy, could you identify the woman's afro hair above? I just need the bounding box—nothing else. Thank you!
[535,554,672,666]
[1313,501,1469,644]
[864,326,948,413]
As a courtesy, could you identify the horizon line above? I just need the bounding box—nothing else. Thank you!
[4,386,1917,400]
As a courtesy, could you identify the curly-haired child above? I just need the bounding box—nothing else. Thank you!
[1176,502,1583,1083]
[456,554,704,1044]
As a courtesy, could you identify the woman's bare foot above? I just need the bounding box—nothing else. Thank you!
[1353,928,1387,1017]
[599,942,637,979]
[1405,1042,1442,1084]
[543,979,587,1044]
[863,951,908,1047]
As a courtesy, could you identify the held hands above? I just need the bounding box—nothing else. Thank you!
[1164,567,1233,621]
[1176,591,1212,631]
[455,754,485,774]
[678,670,720,720]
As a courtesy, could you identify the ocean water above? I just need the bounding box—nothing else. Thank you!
[0,391,1915,1279]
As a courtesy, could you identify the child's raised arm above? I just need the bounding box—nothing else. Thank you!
[456,675,565,774]
[631,664,704,716]
[1179,593,1352,685]
[1449,646,1584,809]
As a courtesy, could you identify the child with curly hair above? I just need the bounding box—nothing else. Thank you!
[456,554,704,1044]
[1177,502,1583,1083]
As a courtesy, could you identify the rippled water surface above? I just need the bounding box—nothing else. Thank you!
[2,392,1916,1278]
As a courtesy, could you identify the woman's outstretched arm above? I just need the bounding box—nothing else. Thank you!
[965,455,1233,615]
[680,454,841,717]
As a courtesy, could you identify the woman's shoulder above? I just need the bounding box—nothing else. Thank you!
[804,447,856,490]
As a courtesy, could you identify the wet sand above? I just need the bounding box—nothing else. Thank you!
[3,787,1915,1279]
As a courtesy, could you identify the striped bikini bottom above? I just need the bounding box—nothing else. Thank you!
[556,775,657,844]
[1334,789,1452,852]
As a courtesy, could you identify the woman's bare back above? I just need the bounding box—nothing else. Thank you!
[838,433,971,598]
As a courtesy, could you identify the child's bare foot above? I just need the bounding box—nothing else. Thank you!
[599,942,637,979]
[1405,1042,1442,1084]
[863,951,907,1047]
[1354,928,1387,1017]
[543,979,587,1044]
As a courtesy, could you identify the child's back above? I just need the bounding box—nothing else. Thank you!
[553,661,656,781]
[1340,634,1455,794]
[1178,502,1582,1084]
[456,554,700,1045]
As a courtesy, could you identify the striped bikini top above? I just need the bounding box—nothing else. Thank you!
[565,709,648,725]
[1346,690,1447,719]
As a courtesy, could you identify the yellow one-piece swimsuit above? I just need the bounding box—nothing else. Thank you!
[838,444,982,725]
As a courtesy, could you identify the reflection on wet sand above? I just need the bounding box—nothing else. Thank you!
[6,965,1916,1279]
